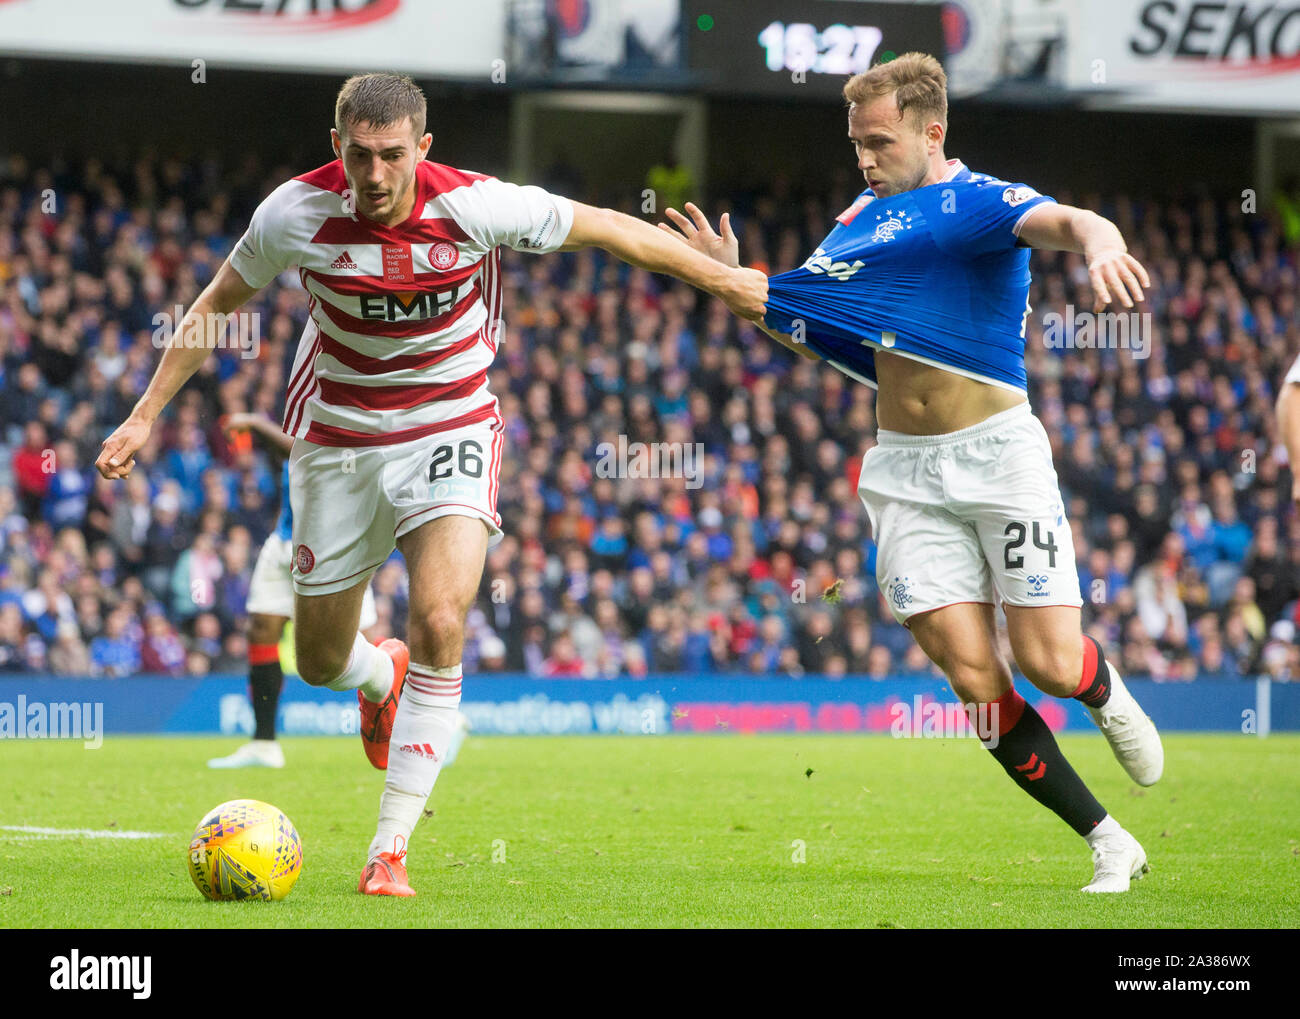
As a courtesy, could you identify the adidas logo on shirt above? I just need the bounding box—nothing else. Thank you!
[330,250,359,270]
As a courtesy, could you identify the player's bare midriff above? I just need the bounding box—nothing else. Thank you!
[873,349,1028,435]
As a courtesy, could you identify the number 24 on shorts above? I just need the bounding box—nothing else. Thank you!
[1003,520,1058,570]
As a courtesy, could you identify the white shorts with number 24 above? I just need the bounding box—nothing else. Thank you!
[858,402,1083,625]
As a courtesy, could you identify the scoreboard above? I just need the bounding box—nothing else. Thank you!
[684,0,946,98]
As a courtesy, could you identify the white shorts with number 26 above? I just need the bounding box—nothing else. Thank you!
[288,414,505,598]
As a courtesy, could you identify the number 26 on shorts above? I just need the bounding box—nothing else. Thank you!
[427,439,484,481]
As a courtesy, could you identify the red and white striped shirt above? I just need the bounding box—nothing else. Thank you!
[229,160,574,447]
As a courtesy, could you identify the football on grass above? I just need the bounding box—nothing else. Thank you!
[188,799,302,901]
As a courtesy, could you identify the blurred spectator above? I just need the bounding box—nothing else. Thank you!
[89,607,140,677]
[140,607,186,675]
[48,619,91,674]
[12,422,52,520]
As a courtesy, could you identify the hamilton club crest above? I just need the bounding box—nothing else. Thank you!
[429,242,458,269]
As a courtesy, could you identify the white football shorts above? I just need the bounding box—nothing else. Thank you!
[247,533,379,629]
[288,415,504,597]
[858,401,1083,625]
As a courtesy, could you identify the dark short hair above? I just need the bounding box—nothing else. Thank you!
[334,73,426,141]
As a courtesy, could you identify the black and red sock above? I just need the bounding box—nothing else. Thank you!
[980,687,1108,836]
[1072,634,1112,708]
[249,643,283,742]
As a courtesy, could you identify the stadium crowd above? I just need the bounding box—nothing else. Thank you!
[1,152,1298,681]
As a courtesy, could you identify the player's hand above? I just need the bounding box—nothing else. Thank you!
[1086,248,1150,312]
[658,202,740,268]
[721,267,769,323]
[96,417,151,480]
[1291,478,1300,517]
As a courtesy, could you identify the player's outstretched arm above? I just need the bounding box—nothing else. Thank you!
[559,200,767,322]
[95,260,261,480]
[657,202,819,363]
[1017,204,1151,312]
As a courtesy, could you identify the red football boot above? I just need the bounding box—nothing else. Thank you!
[358,837,415,897]
[359,638,408,770]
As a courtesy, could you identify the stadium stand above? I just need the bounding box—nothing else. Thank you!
[1,153,1297,680]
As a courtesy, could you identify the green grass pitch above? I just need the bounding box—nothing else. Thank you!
[1,733,1295,928]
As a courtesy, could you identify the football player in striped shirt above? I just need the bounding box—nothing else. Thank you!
[662,53,1163,893]
[97,73,767,896]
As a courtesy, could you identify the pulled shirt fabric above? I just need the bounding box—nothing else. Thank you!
[763,160,1054,393]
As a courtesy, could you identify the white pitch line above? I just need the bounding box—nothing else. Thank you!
[0,825,170,840]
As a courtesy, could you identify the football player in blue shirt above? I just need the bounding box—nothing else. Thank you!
[662,52,1161,893]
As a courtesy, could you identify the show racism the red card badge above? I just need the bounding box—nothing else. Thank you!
[381,243,414,283]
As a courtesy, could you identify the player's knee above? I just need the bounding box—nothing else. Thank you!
[1017,642,1083,695]
[410,602,467,654]
[945,659,1012,705]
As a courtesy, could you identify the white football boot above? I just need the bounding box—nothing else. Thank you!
[1087,663,1163,786]
[206,739,285,769]
[1082,828,1149,893]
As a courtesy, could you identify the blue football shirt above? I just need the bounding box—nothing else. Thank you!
[763,160,1055,392]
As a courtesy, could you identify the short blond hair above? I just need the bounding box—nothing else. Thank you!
[843,52,947,131]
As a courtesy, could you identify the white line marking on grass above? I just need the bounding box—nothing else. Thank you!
[0,825,170,840]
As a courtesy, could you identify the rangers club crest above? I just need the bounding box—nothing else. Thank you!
[872,217,905,243]
[294,544,315,575]
[429,242,458,269]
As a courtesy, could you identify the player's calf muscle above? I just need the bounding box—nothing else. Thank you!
[296,643,352,686]
[248,613,286,647]
[293,592,367,684]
